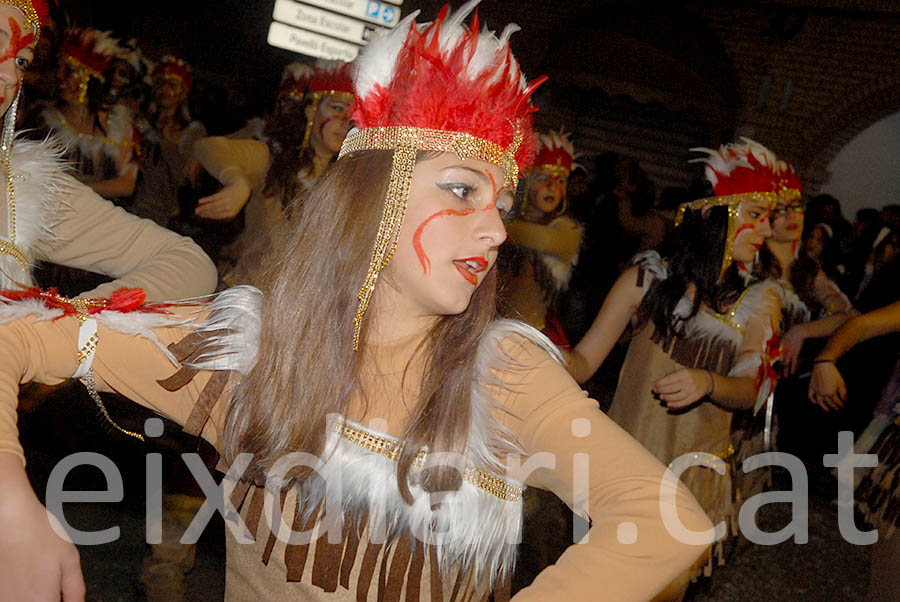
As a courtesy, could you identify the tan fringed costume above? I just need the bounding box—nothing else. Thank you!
[0,288,712,601]
[608,252,783,573]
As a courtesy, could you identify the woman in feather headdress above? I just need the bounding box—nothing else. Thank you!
[0,3,711,600]
[501,129,582,349]
[568,138,798,576]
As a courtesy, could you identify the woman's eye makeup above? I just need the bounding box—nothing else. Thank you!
[437,182,475,201]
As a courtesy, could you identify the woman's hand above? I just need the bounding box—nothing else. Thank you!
[780,324,807,376]
[0,454,84,601]
[652,368,712,410]
[809,361,846,412]
[194,178,251,220]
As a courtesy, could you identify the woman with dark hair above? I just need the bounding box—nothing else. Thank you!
[192,60,353,285]
[755,198,853,376]
[0,3,710,601]
[38,26,140,200]
[568,139,793,575]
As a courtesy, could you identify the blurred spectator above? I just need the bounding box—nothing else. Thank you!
[802,221,843,283]
[806,193,852,254]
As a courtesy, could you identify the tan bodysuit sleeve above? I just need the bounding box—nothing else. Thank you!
[494,336,713,601]
[32,177,218,301]
[193,136,271,190]
[0,307,221,465]
[505,217,581,263]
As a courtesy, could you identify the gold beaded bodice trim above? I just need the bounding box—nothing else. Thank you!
[333,420,524,502]
[0,138,27,268]
[702,287,753,334]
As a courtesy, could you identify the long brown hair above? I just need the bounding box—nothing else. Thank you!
[225,150,499,501]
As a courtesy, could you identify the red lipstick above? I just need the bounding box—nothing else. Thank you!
[453,256,487,286]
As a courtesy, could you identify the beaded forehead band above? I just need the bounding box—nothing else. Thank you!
[340,123,522,351]
[1,0,40,40]
[675,188,800,277]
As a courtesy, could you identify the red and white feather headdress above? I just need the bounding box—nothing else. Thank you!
[677,137,802,276]
[152,55,193,92]
[278,61,313,101]
[339,0,545,349]
[532,129,579,177]
[59,27,119,104]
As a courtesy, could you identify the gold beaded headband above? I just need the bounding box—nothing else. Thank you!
[675,188,800,277]
[529,163,570,179]
[1,1,40,40]
[339,123,523,350]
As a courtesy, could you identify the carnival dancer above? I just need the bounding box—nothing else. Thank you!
[500,129,581,349]
[192,59,353,285]
[808,299,900,601]
[0,3,712,601]
[38,26,140,201]
[130,55,207,229]
[568,139,796,577]
[0,3,214,301]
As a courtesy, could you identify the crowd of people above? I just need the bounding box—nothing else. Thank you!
[0,1,897,601]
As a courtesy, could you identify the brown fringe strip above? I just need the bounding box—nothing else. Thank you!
[428,545,443,602]
[357,540,384,599]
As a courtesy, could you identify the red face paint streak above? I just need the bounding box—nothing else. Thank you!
[317,113,342,139]
[412,207,475,274]
[792,240,799,254]
[0,18,34,65]
[735,223,754,237]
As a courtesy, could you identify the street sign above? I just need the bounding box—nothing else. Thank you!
[301,0,401,28]
[273,0,389,45]
[267,21,360,62]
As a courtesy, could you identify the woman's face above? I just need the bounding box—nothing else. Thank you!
[308,94,351,155]
[382,153,510,318]
[153,76,187,109]
[527,166,567,214]
[732,199,773,262]
[803,225,828,260]
[0,7,34,115]
[770,198,805,243]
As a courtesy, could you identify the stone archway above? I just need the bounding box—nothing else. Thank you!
[797,75,900,193]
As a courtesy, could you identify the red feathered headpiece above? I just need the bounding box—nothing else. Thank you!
[533,129,579,175]
[59,27,118,79]
[695,138,802,197]
[341,0,546,350]
[677,138,802,277]
[348,0,545,176]
[307,59,354,97]
[152,55,193,92]
[278,61,312,101]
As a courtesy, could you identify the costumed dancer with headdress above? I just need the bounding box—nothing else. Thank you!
[568,139,799,577]
[0,3,214,301]
[39,26,141,201]
[130,55,207,230]
[808,299,900,601]
[501,129,582,349]
[0,3,711,600]
[192,59,354,285]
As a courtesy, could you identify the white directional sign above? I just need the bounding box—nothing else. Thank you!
[300,0,402,28]
[267,21,360,62]
[273,0,388,45]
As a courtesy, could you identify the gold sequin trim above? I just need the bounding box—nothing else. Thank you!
[0,239,27,267]
[339,125,522,190]
[0,1,40,39]
[703,286,753,334]
[333,421,523,502]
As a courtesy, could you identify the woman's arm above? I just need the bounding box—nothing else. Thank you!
[505,218,581,262]
[84,169,138,199]
[193,136,271,220]
[34,178,218,301]
[0,307,218,602]
[809,299,900,410]
[497,338,713,601]
[568,265,645,383]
